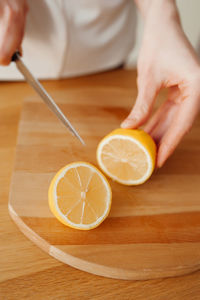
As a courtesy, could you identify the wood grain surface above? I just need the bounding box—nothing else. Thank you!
[8,68,200,281]
[1,69,200,299]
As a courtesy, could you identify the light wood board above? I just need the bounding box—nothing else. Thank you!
[9,70,200,280]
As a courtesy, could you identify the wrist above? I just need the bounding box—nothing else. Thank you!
[135,0,179,23]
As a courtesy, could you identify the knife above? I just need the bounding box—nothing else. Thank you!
[12,52,85,145]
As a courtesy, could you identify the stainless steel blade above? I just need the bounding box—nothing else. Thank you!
[12,53,85,145]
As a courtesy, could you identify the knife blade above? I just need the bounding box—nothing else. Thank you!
[12,52,85,145]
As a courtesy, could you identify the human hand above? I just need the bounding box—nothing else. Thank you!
[0,0,28,65]
[122,0,200,167]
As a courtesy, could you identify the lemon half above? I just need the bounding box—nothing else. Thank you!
[96,128,156,185]
[48,162,112,230]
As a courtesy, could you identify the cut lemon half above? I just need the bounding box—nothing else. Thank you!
[97,128,156,185]
[48,162,112,230]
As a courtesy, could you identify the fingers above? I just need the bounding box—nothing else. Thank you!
[157,90,200,167]
[121,74,159,129]
[0,1,28,65]
[144,86,181,142]
[145,100,179,142]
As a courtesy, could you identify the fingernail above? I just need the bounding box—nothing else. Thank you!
[121,117,138,128]
[121,120,132,128]
[157,149,167,168]
[156,159,163,168]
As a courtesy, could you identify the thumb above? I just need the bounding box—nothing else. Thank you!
[121,77,158,128]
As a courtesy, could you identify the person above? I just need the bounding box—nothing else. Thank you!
[0,0,200,167]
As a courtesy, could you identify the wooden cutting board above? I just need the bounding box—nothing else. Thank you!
[9,70,200,280]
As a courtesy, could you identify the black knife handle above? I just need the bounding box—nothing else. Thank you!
[11,51,20,62]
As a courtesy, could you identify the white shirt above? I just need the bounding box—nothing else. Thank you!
[0,0,136,80]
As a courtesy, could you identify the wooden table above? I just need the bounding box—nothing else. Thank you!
[0,69,200,299]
